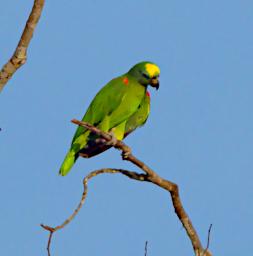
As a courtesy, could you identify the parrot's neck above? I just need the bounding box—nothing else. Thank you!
[126,73,149,88]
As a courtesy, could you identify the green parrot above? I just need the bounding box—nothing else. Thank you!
[59,61,160,176]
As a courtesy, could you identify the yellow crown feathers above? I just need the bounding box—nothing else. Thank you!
[145,63,160,77]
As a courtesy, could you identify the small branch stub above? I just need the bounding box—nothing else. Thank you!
[144,241,148,256]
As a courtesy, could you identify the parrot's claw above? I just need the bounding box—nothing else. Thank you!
[106,132,118,146]
[121,146,132,159]
[95,138,107,144]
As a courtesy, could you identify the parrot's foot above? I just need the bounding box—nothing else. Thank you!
[95,138,107,144]
[121,146,132,159]
[106,132,118,146]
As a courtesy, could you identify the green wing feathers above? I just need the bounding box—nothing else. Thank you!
[59,150,76,176]
[125,92,150,137]
[72,91,151,159]
[59,130,90,176]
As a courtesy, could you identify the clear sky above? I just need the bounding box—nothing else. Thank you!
[1,0,253,255]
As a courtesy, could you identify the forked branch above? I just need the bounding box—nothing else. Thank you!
[0,0,45,92]
[41,119,212,256]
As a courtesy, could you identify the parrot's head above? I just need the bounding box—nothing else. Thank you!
[128,61,160,90]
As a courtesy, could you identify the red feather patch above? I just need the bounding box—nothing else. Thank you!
[123,77,129,85]
[146,91,150,97]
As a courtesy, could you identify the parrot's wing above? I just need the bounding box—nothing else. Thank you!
[124,91,150,137]
[77,91,151,158]
[72,75,142,143]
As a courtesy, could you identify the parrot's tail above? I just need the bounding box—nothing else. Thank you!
[59,150,77,176]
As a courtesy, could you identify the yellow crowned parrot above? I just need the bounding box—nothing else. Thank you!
[59,61,160,176]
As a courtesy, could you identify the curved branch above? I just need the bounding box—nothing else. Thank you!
[71,119,212,256]
[41,168,146,256]
[42,119,212,256]
[0,0,45,92]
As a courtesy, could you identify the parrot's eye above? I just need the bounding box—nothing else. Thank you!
[142,73,150,80]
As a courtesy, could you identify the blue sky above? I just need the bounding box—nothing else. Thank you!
[1,0,253,255]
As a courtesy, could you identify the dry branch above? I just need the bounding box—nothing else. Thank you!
[41,119,212,256]
[0,0,45,92]
[41,168,147,256]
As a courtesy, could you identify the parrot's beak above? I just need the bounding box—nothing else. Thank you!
[150,78,159,90]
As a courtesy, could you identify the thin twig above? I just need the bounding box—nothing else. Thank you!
[203,224,212,255]
[47,231,53,256]
[0,0,45,92]
[144,241,148,256]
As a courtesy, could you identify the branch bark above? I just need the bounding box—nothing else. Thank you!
[0,0,45,92]
[41,119,212,256]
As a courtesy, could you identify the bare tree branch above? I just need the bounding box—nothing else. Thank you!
[41,119,212,256]
[71,119,212,256]
[0,0,45,92]
[41,168,145,256]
